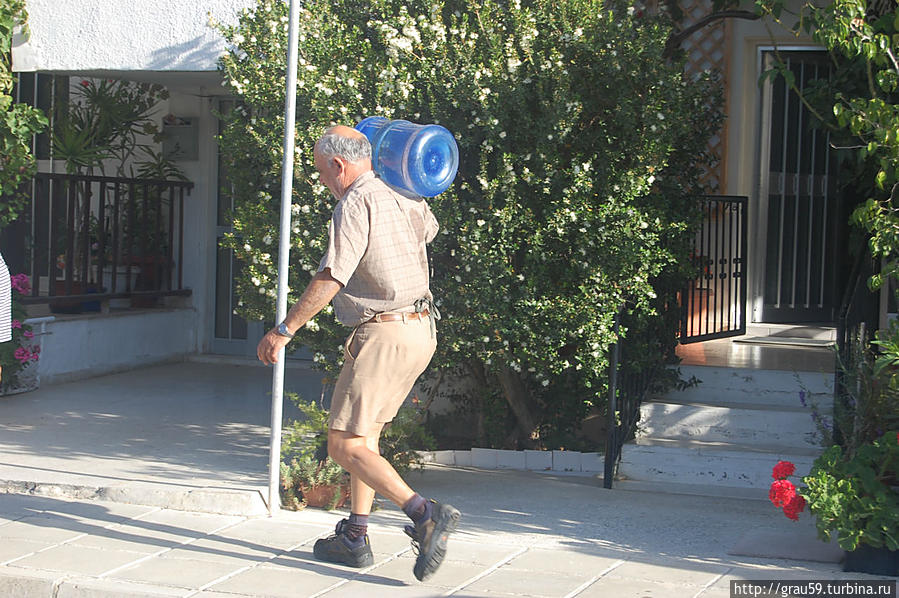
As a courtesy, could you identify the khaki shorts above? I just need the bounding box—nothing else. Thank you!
[329,316,436,437]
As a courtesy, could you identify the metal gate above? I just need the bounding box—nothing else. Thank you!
[756,51,838,323]
[680,195,748,343]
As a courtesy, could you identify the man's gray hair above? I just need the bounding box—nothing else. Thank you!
[317,127,372,163]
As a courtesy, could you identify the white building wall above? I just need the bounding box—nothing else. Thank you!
[13,0,255,73]
[37,309,197,384]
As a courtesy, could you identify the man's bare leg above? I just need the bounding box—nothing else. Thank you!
[328,428,415,507]
[349,428,380,516]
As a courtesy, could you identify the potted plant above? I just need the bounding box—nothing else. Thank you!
[0,274,40,395]
[771,325,899,576]
[280,455,349,510]
[279,393,350,510]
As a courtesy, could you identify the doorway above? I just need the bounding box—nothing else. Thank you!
[754,50,841,324]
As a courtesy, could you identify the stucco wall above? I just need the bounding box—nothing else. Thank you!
[13,0,255,72]
[37,308,198,384]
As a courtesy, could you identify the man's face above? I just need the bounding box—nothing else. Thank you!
[313,145,341,200]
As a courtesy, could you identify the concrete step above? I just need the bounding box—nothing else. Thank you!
[745,323,836,340]
[637,402,824,450]
[617,438,819,489]
[668,365,833,408]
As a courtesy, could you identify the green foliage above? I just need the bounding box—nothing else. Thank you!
[218,0,722,445]
[0,0,47,229]
[52,78,172,177]
[380,403,437,474]
[280,392,331,462]
[802,436,899,551]
[280,455,347,510]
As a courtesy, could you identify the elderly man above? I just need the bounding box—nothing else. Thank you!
[257,125,460,581]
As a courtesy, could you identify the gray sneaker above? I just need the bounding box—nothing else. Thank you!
[313,519,374,568]
[404,501,462,581]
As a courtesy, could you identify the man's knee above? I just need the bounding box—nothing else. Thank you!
[328,429,365,466]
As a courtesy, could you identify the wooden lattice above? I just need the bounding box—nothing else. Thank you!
[678,0,730,192]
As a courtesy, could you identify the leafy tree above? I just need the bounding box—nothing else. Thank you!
[0,0,47,229]
[217,0,722,447]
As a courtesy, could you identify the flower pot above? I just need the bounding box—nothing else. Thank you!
[101,265,140,308]
[843,544,899,576]
[300,484,349,509]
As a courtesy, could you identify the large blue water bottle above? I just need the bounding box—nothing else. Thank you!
[355,116,459,197]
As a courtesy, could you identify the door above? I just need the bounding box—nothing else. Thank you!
[755,50,839,323]
[210,100,262,356]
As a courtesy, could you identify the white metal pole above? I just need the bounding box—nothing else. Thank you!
[268,0,301,517]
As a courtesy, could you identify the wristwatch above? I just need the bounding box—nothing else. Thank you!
[275,322,294,338]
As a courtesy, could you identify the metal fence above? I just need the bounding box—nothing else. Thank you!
[603,309,657,488]
[17,173,193,310]
[833,242,879,447]
[680,195,747,343]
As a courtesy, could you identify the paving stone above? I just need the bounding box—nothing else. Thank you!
[0,537,55,564]
[368,530,418,556]
[108,555,244,589]
[35,500,159,525]
[70,530,183,554]
[133,509,243,535]
[462,566,590,597]
[505,549,620,578]
[363,553,486,588]
[321,579,445,597]
[208,562,350,597]
[214,519,326,551]
[9,543,149,576]
[0,515,89,543]
[606,559,730,587]
[56,577,189,597]
[575,577,704,598]
[159,537,283,566]
[424,540,521,566]
[0,566,63,598]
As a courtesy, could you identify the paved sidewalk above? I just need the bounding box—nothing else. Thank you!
[0,361,895,597]
[1,466,894,598]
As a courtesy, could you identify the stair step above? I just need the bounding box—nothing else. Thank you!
[745,323,836,341]
[670,365,833,406]
[637,402,823,450]
[647,394,826,412]
[617,441,819,489]
[632,437,822,457]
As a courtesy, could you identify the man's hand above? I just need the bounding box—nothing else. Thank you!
[257,329,291,365]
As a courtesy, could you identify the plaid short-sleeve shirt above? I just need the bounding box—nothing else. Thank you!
[318,171,439,327]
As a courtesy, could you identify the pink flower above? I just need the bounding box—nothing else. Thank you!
[10,273,30,295]
[11,319,21,329]
[23,330,34,339]
[772,460,795,480]
[13,347,31,363]
[769,479,796,508]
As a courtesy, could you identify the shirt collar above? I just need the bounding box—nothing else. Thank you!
[341,170,376,199]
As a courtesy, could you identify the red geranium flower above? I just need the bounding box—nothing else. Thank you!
[772,460,796,480]
[769,479,796,507]
[783,494,806,521]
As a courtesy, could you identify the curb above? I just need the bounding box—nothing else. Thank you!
[417,448,605,473]
[1,479,268,517]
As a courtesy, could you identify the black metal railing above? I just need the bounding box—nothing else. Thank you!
[603,309,657,488]
[681,195,748,343]
[18,173,193,309]
[833,241,879,447]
